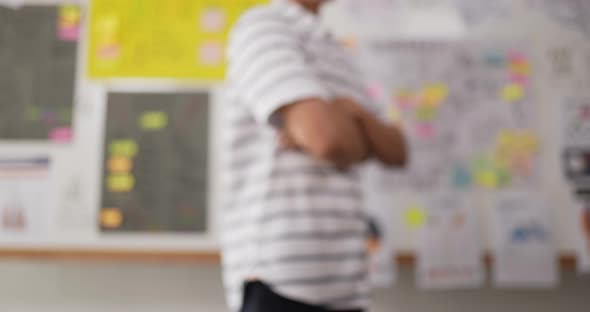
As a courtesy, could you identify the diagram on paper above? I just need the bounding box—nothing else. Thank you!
[358,40,541,192]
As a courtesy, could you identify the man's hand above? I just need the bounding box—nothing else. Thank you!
[334,97,408,167]
[278,98,369,169]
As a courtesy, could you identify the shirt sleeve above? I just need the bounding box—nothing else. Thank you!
[226,13,330,126]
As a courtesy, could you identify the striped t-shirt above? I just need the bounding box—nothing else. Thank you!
[222,0,378,310]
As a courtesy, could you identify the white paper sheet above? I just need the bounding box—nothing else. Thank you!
[0,156,52,240]
[416,191,484,289]
[363,163,397,287]
[492,191,558,288]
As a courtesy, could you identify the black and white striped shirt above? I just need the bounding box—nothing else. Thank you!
[222,1,377,310]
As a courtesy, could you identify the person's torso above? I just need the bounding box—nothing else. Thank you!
[221,2,373,310]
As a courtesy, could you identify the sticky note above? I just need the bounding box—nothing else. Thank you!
[25,106,40,121]
[198,41,223,65]
[107,174,135,192]
[367,84,384,101]
[101,208,123,228]
[415,105,437,121]
[58,5,81,41]
[340,37,358,49]
[49,127,73,143]
[416,123,435,139]
[387,105,402,124]
[97,43,121,60]
[140,111,168,130]
[501,83,525,102]
[475,170,499,189]
[422,84,449,106]
[510,73,530,86]
[109,140,138,157]
[108,156,133,173]
[484,50,506,66]
[405,205,427,229]
[509,61,532,75]
[201,8,226,32]
[395,89,413,110]
[453,166,472,189]
[508,51,527,64]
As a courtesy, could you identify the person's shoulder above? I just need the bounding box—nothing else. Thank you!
[232,4,289,33]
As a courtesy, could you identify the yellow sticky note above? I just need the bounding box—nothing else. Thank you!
[109,140,138,157]
[101,208,123,228]
[475,170,499,189]
[388,105,402,124]
[501,83,524,102]
[140,111,168,130]
[60,5,81,24]
[405,205,427,229]
[422,84,449,106]
[108,156,133,174]
[107,174,135,192]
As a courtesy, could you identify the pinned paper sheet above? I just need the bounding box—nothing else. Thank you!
[109,140,138,157]
[417,192,484,289]
[405,204,427,229]
[492,192,558,287]
[501,83,525,102]
[140,111,168,130]
[88,0,267,79]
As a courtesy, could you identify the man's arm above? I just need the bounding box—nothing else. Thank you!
[335,98,408,167]
[279,98,369,168]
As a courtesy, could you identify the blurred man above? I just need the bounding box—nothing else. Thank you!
[222,0,407,311]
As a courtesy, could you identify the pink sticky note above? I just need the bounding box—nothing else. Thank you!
[510,73,530,86]
[508,51,527,64]
[367,84,384,100]
[416,123,435,139]
[58,26,79,41]
[199,42,223,65]
[49,127,73,143]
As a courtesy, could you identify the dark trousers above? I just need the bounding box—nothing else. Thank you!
[241,281,364,312]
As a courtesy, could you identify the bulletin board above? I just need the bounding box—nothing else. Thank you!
[87,0,268,80]
[0,0,586,271]
[0,4,78,142]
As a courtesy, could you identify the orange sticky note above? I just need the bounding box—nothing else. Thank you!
[422,84,449,106]
[101,208,123,228]
[108,156,133,173]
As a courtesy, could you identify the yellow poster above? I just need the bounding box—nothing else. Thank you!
[88,0,267,80]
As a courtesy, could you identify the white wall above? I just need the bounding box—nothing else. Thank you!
[0,262,588,312]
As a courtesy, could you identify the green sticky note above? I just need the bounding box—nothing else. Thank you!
[140,111,168,130]
[109,140,138,157]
